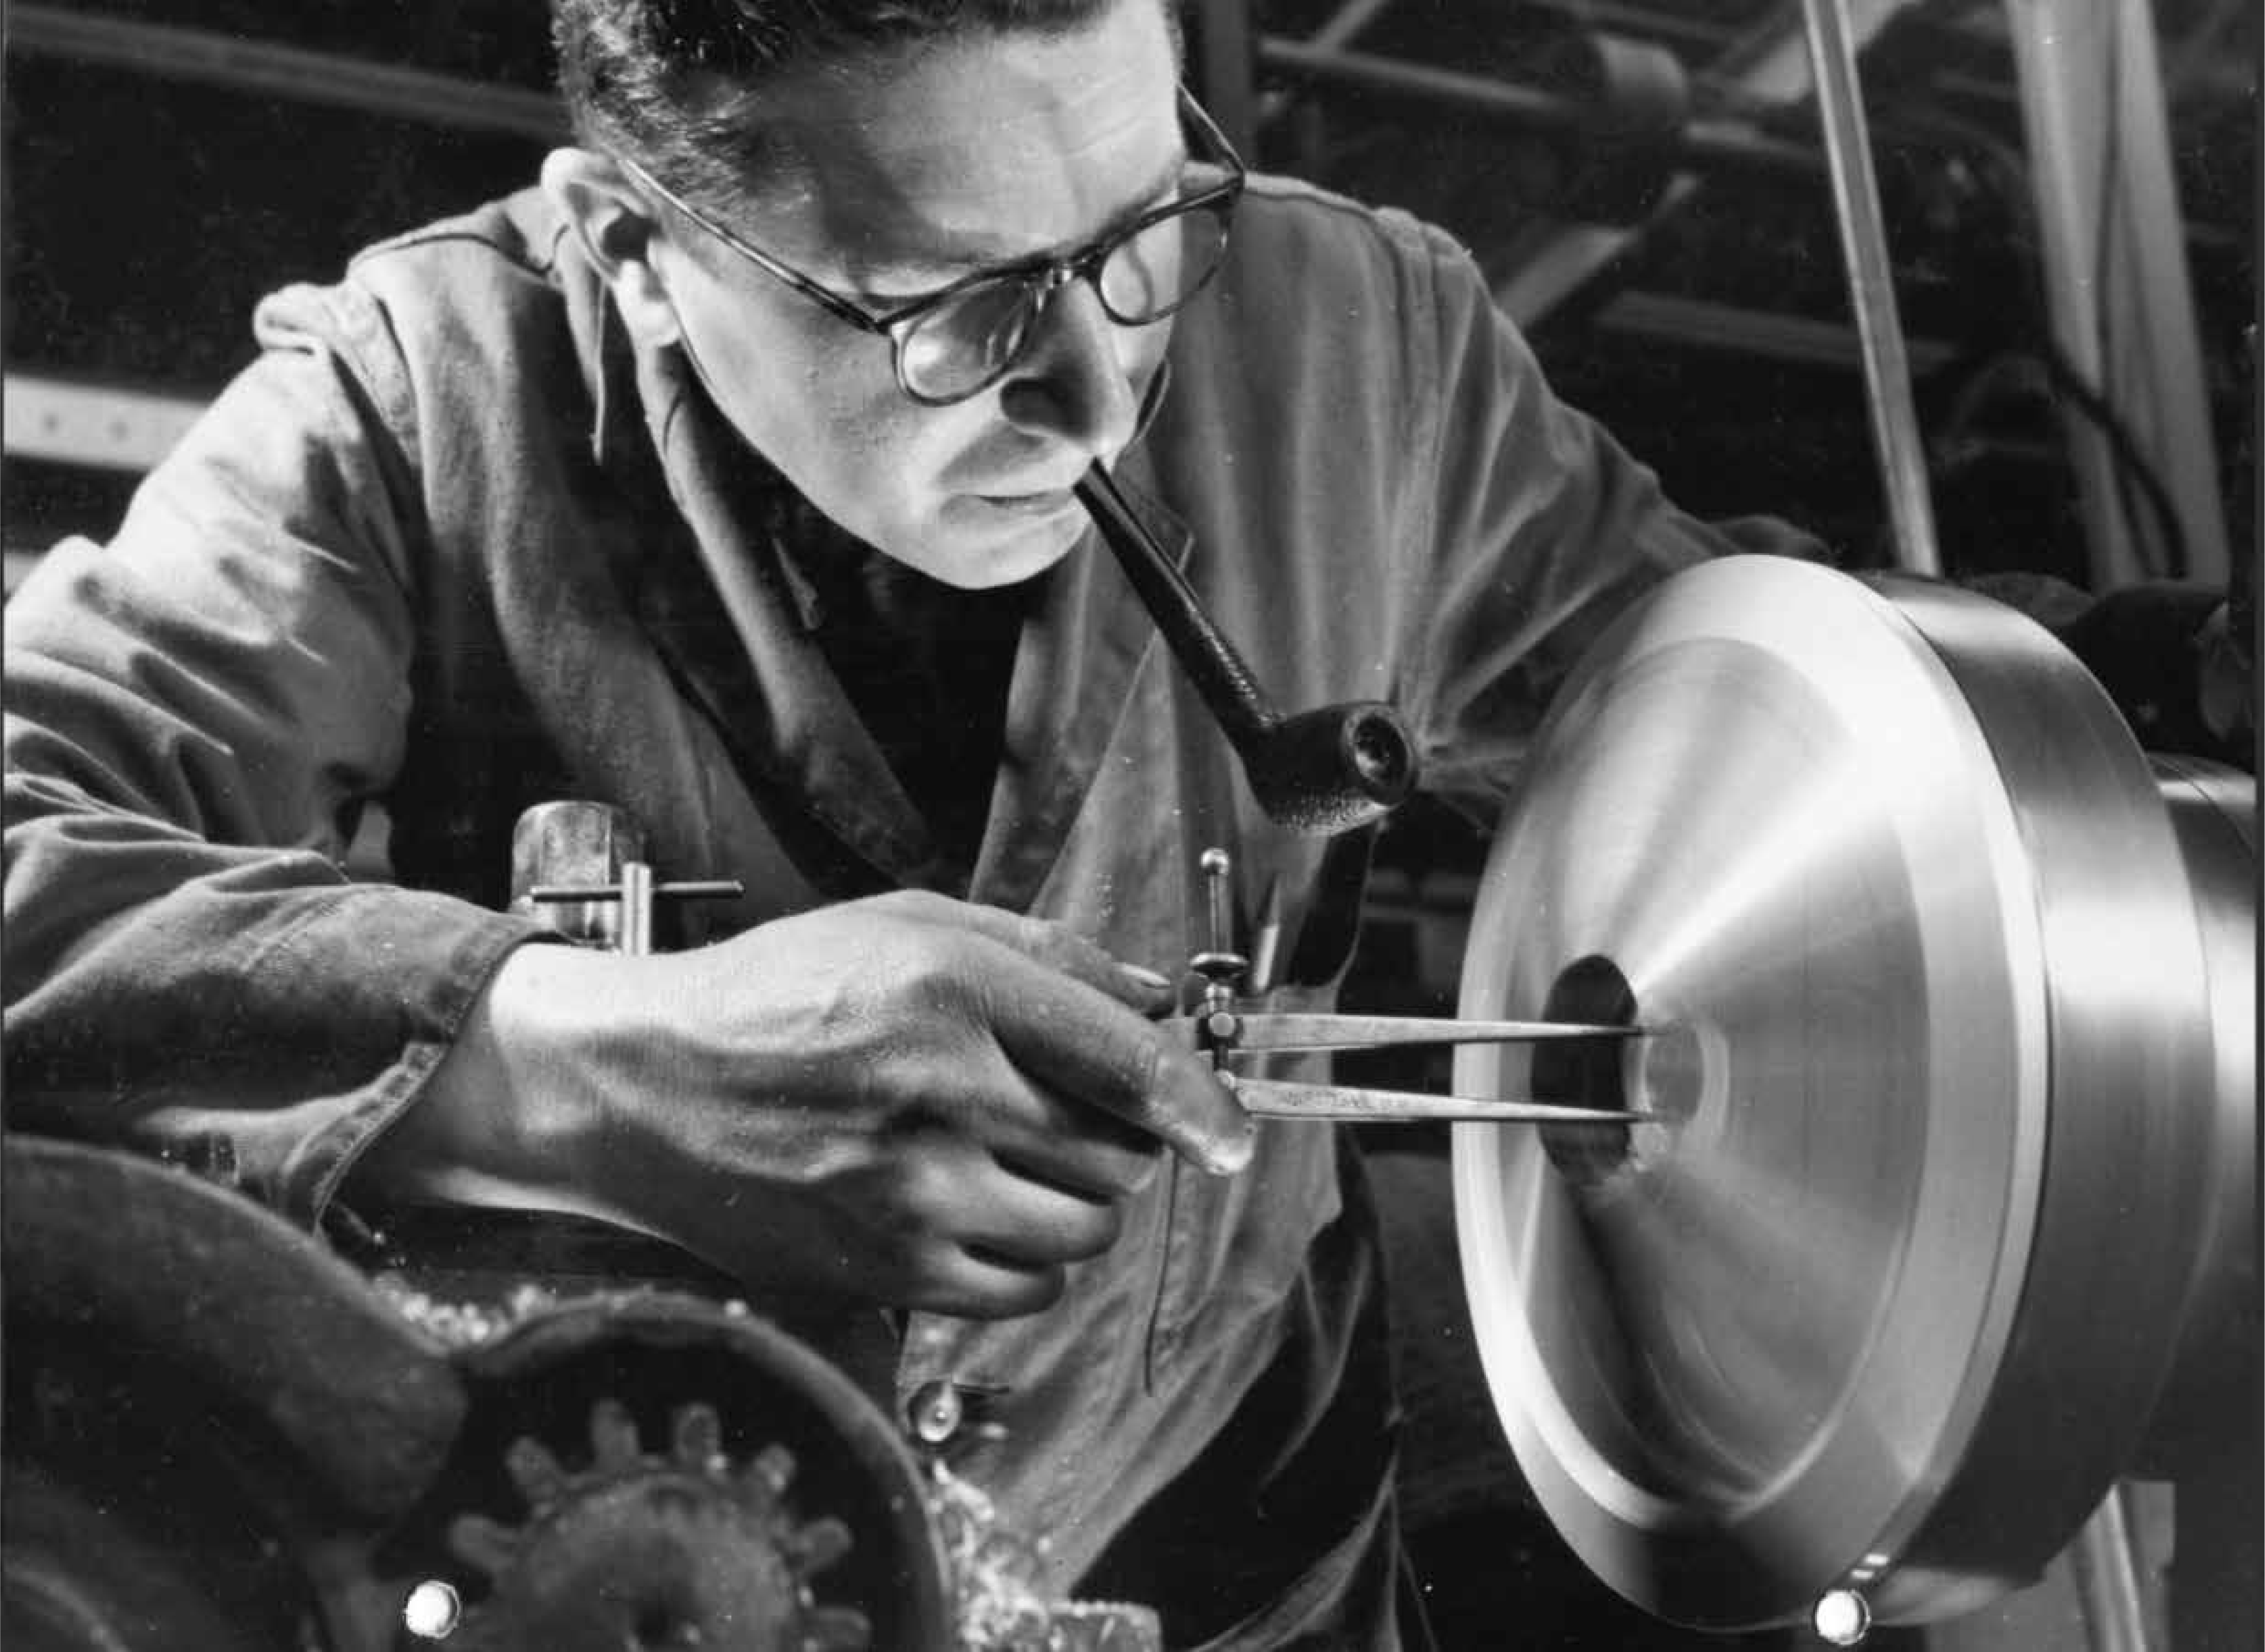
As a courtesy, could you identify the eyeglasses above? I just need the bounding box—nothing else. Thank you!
[618,88,1246,406]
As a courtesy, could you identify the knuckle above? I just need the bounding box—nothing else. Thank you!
[887,931,978,1017]
[869,1055,966,1136]
[1010,910,1083,965]
[891,921,957,978]
[978,906,1110,987]
[867,1156,949,1250]
[889,1152,955,1219]
[869,888,947,922]
[1011,1264,1068,1315]
[1114,1034,1171,1130]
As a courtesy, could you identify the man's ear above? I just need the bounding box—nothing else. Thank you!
[541,147,681,347]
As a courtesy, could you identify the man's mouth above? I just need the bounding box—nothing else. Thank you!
[974,487,1080,518]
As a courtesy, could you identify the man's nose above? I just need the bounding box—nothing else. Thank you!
[997,281,1142,456]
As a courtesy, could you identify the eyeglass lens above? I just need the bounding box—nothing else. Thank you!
[897,201,1233,400]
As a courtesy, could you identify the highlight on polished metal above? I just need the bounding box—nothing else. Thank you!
[403,1579,462,1640]
[1172,846,1646,1125]
[1204,1012,1644,1053]
[1811,1589,1872,1648]
[1449,555,2249,1633]
[1220,1072,1638,1125]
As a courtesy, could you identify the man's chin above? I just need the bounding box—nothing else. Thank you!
[896,499,1089,589]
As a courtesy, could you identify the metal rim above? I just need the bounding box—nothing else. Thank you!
[1450,557,2213,1628]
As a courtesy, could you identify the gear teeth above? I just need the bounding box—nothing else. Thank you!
[588,1397,643,1471]
[784,1514,855,1577]
[504,1436,570,1508]
[670,1401,726,1473]
[799,1604,874,1652]
[454,1405,873,1648]
[446,1512,524,1577]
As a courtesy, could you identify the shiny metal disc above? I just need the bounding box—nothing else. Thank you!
[1451,557,2216,1629]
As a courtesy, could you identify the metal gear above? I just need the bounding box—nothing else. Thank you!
[444,1396,871,1652]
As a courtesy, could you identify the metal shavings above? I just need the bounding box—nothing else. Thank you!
[928,1464,1161,1652]
[371,1275,557,1348]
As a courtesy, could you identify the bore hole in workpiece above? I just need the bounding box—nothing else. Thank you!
[1533,954,1637,1185]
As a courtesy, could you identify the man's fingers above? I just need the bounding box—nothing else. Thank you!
[901,895,1179,1012]
[920,1250,1066,1320]
[983,1081,1162,1198]
[890,1133,1128,1266]
[893,1152,1128,1318]
[855,893,1252,1173]
[974,956,1254,1175]
[957,1171,1126,1265]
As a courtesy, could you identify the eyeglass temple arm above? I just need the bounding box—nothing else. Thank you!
[1074,462,1418,834]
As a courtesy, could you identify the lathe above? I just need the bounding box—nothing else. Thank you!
[3,0,2253,1639]
[6,545,2251,1650]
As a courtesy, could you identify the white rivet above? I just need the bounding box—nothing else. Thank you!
[403,1579,461,1640]
[1813,1588,1870,1646]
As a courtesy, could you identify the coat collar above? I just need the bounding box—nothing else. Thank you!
[967,438,1186,910]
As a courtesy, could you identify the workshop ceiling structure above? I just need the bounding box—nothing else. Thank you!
[5,0,2256,591]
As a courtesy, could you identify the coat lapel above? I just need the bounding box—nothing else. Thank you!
[625,341,961,891]
[970,448,1191,913]
[586,298,1194,912]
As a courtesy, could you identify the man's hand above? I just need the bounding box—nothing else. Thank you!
[357,891,1253,1318]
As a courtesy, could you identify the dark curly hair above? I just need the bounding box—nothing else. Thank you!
[551,1,1176,206]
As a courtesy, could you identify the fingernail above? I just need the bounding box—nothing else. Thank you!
[1206,1140,1254,1176]
[1120,963,1174,991]
[1205,1123,1256,1177]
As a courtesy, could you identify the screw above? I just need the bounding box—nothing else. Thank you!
[1199,848,1233,956]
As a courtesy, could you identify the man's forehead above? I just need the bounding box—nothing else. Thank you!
[739,8,1183,271]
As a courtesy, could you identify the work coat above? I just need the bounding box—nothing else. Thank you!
[4,172,1778,1641]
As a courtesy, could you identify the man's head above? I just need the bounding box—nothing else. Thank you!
[544,0,1211,589]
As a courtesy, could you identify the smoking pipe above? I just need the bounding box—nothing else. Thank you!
[1075,462,1418,834]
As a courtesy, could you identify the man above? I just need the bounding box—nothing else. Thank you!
[4,0,2238,1644]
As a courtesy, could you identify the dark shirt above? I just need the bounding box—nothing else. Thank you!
[774,496,1041,889]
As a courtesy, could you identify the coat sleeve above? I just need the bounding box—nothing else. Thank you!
[4,283,545,1226]
[1388,222,1827,816]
